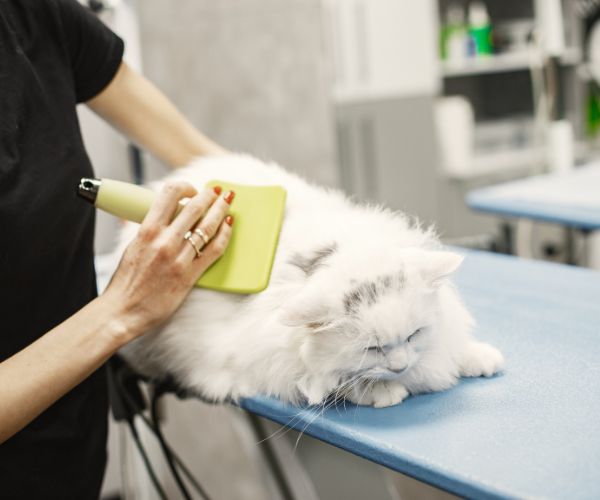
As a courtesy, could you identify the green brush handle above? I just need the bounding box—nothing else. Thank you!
[96,179,185,223]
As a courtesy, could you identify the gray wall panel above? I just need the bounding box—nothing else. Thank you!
[138,0,338,186]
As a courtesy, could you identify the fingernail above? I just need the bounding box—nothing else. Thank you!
[213,186,222,195]
[225,215,234,226]
[224,191,235,204]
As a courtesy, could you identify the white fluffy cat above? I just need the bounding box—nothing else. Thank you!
[117,154,504,408]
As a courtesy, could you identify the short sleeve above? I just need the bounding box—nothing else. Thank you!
[55,0,124,102]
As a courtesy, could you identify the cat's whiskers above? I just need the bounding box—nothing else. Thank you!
[293,394,344,453]
[330,338,374,410]
[256,344,375,447]
[256,367,379,448]
[352,377,377,423]
[252,404,316,445]
[333,371,365,405]
[252,371,360,446]
[290,368,372,450]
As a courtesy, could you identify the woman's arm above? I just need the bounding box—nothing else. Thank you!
[0,182,233,444]
[86,62,225,168]
[0,294,132,443]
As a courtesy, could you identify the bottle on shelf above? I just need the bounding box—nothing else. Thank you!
[468,1,493,57]
[441,1,469,63]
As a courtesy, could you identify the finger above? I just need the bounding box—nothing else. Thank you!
[169,186,220,236]
[189,190,234,245]
[142,181,197,229]
[181,231,204,261]
[191,216,234,276]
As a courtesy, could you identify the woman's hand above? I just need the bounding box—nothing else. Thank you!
[0,182,233,443]
[102,181,234,341]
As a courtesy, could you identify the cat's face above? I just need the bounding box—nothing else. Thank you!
[283,246,463,403]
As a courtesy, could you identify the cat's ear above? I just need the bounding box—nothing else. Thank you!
[288,242,338,277]
[420,251,463,288]
[280,285,331,329]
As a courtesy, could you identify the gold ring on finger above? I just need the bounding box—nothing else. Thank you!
[186,230,207,251]
[183,231,202,258]
[193,227,210,245]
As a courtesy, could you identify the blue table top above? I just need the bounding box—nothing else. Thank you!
[466,165,600,230]
[240,250,600,500]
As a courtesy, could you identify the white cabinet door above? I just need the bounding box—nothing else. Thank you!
[325,0,439,103]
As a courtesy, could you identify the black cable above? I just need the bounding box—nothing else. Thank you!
[246,412,296,500]
[108,359,167,499]
[87,0,105,13]
[110,360,212,499]
[150,390,202,500]
[128,144,145,185]
[118,385,208,497]
[139,411,212,499]
[127,418,168,500]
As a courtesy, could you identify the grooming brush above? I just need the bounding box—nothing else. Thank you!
[78,178,286,294]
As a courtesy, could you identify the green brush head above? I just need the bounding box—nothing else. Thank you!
[197,180,286,294]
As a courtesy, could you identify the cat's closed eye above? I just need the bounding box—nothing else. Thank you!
[366,328,424,352]
[407,328,424,342]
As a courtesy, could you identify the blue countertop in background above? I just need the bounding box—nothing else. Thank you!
[466,165,600,230]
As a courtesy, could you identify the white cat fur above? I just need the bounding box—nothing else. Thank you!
[117,154,504,408]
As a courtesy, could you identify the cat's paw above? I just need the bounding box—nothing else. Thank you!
[459,341,504,378]
[347,381,409,408]
[370,382,410,408]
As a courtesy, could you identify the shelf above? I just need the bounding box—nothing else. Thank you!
[445,147,544,180]
[440,47,581,78]
[332,87,417,105]
[331,49,582,102]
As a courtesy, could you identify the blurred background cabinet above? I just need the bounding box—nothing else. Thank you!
[325,0,443,229]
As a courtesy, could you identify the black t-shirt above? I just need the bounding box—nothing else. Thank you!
[0,0,123,497]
